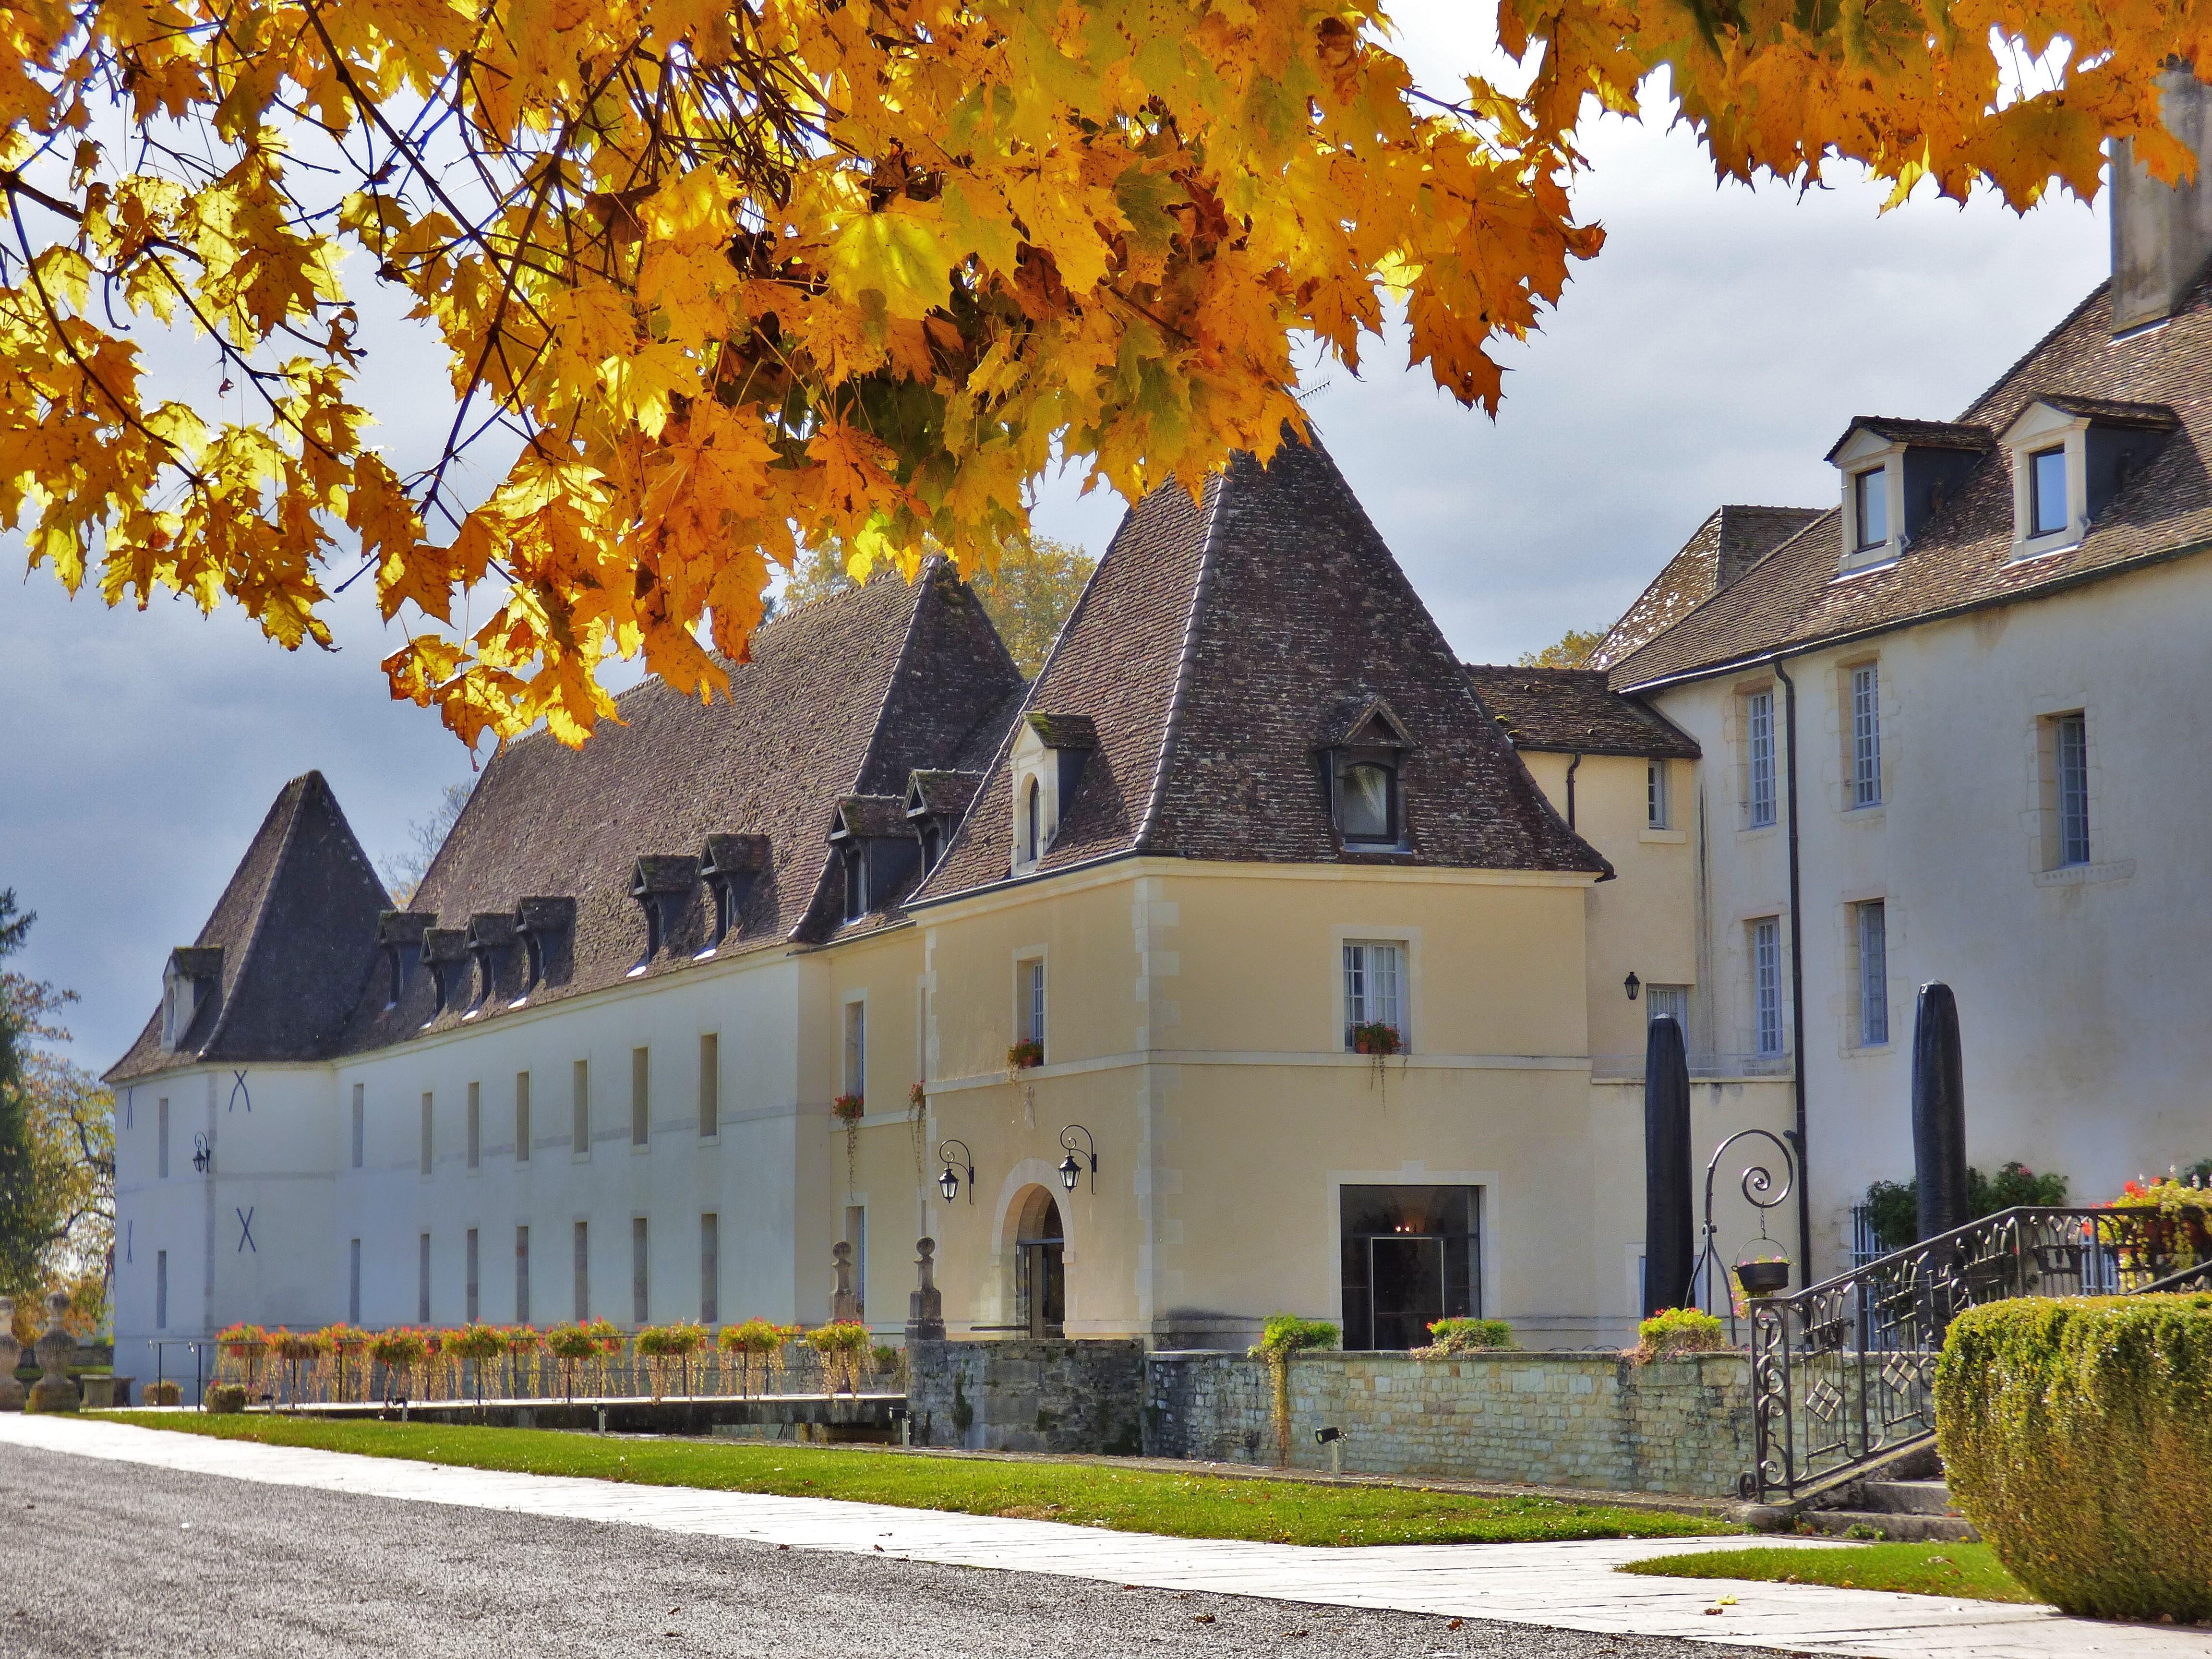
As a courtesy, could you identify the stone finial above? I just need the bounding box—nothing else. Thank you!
[906,1237,945,1342]
[25,1290,79,1413]
[830,1240,861,1323]
[0,1298,24,1411]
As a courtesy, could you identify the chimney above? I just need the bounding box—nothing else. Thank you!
[2110,65,2212,334]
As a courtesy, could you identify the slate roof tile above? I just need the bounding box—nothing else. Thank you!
[1463,667,1702,759]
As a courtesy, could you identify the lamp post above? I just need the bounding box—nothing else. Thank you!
[1057,1124,1097,1194]
[191,1134,212,1175]
[937,1139,974,1205]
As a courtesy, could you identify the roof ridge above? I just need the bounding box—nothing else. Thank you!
[1958,278,2112,425]
[197,774,313,1057]
[1133,475,1222,854]
[1602,505,1842,686]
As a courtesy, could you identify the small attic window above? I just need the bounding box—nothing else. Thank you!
[1852,468,1888,551]
[1323,701,1410,850]
[513,896,575,1003]
[842,844,868,922]
[2030,447,2068,537]
[1999,397,2178,560]
[160,948,221,1052]
[1338,761,1395,841]
[1024,779,1042,864]
[629,856,700,971]
[700,834,768,951]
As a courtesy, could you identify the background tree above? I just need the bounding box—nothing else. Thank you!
[1515,627,1605,669]
[378,780,478,904]
[0,891,42,1302]
[3,0,2197,748]
[781,533,1095,677]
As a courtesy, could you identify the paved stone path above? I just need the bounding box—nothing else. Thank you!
[5,1416,2198,1659]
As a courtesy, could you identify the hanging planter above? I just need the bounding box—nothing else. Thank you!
[1350,1022,1402,1101]
[833,1094,865,1190]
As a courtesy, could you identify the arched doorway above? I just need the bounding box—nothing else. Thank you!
[1011,1186,1065,1338]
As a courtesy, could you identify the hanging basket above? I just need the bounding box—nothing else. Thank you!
[1734,1258,1792,1298]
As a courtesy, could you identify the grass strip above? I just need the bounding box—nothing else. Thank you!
[1619,1542,2036,1603]
[94,1412,1733,1548]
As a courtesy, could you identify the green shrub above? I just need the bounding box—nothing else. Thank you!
[144,1380,181,1407]
[1249,1315,1338,1468]
[205,1383,249,1415]
[1864,1163,2071,1252]
[1936,1294,2212,1620]
[1418,1318,1512,1356]
[1630,1307,1727,1362]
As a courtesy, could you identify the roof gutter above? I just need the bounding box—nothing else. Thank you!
[1769,652,1815,1290]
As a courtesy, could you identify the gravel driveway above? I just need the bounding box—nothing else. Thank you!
[0,1442,1792,1659]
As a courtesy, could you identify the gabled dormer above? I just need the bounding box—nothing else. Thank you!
[376,911,433,1010]
[514,896,575,1001]
[1009,713,1098,874]
[628,856,700,970]
[1825,418,1994,575]
[1318,696,1413,851]
[160,946,223,1052]
[1998,396,2180,561]
[421,928,469,1021]
[827,797,916,923]
[905,770,983,872]
[699,834,770,950]
[463,912,518,1013]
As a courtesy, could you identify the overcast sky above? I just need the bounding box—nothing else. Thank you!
[0,7,2109,1070]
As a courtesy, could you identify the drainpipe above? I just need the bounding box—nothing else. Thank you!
[1564,752,1583,830]
[1769,655,1814,1289]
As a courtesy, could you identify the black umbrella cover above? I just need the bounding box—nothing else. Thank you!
[1912,982,1969,1242]
[1642,1015,1695,1317]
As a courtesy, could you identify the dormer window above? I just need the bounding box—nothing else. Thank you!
[376,911,432,1010]
[699,834,769,950]
[828,797,917,926]
[1320,697,1411,850]
[1998,396,2177,561]
[628,856,701,970]
[1852,467,1888,551]
[463,913,518,1013]
[421,929,469,1020]
[904,770,980,875]
[1007,713,1098,875]
[160,947,222,1052]
[513,896,575,1002]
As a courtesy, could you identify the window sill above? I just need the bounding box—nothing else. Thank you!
[1832,551,1902,584]
[1638,828,1687,845]
[1843,805,1884,823]
[2035,858,2134,888]
[2007,533,2080,565]
[1737,823,1779,840]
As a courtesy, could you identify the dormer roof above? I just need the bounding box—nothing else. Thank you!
[700,834,770,878]
[2000,395,2181,439]
[906,770,983,818]
[108,770,389,1082]
[629,855,700,896]
[1318,694,1411,751]
[1824,417,1995,461]
[1023,712,1100,750]
[828,796,909,841]
[910,431,1606,903]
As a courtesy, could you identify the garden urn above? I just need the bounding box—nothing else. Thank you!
[25,1291,80,1413]
[0,1297,24,1411]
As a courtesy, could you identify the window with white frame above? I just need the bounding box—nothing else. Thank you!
[1855,901,1889,1047]
[1646,984,1690,1033]
[1343,940,1406,1050]
[1646,759,1670,829]
[1852,468,1889,550]
[1019,958,1046,1055]
[2030,446,2068,538]
[1744,690,1777,829]
[2051,711,2090,866]
[1751,918,1784,1057]
[842,999,866,1101]
[1849,662,1882,809]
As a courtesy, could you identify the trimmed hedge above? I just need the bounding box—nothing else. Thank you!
[1935,1294,2212,1620]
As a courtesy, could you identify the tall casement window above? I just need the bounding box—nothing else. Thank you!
[466,1081,481,1170]
[350,1083,365,1169]
[630,1046,650,1147]
[572,1220,590,1320]
[1019,959,1046,1057]
[1852,466,1888,551]
[155,1249,169,1329]
[842,1000,866,1102]
[1024,777,1043,865]
[348,1238,362,1325]
[514,1071,531,1164]
[514,1225,531,1324]
[417,1232,432,1322]
[697,1034,720,1139]
[2030,446,2068,538]
[1646,759,1671,830]
[572,1058,590,1156]
[1856,901,1890,1047]
[419,1092,434,1175]
[1646,984,1690,1033]
[700,1213,721,1325]
[2049,711,2091,867]
[1849,663,1882,809]
[1343,940,1406,1050]
[631,1216,651,1326]
[1744,689,1777,829]
[157,1097,170,1179]
[465,1227,481,1323]
[1751,918,1784,1058]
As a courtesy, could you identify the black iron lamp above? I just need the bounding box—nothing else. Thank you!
[937,1138,974,1205]
[1058,1123,1097,1194]
[1623,971,1641,1002]
[192,1133,213,1175]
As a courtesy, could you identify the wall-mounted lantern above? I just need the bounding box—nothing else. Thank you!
[1058,1123,1097,1194]
[937,1138,974,1205]
[1623,970,1641,1002]
[192,1134,213,1176]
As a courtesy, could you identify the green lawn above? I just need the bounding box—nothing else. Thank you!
[1620,1542,2036,1603]
[93,1412,1734,1548]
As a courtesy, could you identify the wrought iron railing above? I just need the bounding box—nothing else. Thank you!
[1742,1205,2195,1501]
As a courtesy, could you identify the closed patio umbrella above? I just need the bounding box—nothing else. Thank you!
[1912,982,1969,1242]
[1642,1015,1694,1316]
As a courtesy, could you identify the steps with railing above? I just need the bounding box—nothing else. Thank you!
[1740,1204,2210,1503]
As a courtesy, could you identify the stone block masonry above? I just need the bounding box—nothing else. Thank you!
[908,1340,1145,1455]
[1143,1349,1754,1497]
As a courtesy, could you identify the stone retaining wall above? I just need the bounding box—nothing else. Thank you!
[1143,1350,1753,1497]
[907,1339,1144,1455]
